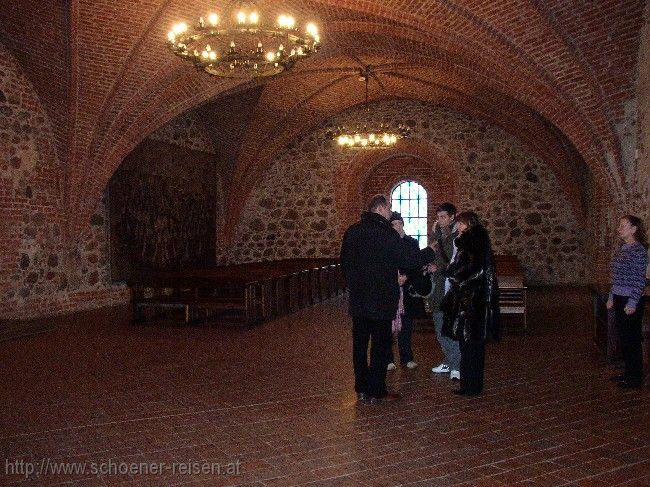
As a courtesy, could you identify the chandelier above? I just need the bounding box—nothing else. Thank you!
[331,66,409,148]
[167,7,321,78]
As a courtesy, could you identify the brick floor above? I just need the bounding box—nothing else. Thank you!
[0,288,648,486]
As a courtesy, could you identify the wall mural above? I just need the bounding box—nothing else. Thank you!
[108,140,216,280]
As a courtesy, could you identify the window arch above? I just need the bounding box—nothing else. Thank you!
[391,181,427,248]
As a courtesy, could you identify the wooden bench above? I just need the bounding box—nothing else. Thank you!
[494,255,527,333]
[129,259,345,327]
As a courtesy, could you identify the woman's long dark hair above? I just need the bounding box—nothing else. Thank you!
[623,215,649,249]
[455,211,481,229]
[455,211,494,253]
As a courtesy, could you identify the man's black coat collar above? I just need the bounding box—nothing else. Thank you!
[361,211,390,227]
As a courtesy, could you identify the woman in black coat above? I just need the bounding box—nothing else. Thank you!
[441,211,500,395]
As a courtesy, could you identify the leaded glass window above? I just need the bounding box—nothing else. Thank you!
[391,181,427,248]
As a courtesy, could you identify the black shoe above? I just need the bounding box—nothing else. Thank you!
[617,381,642,390]
[368,392,402,404]
[610,374,625,382]
[451,389,480,396]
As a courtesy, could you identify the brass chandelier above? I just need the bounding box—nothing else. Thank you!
[332,66,409,148]
[167,7,321,78]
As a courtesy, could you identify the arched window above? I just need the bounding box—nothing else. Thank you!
[391,181,427,248]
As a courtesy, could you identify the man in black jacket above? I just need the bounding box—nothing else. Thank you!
[340,195,435,403]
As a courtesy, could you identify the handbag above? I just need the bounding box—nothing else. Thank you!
[407,273,433,298]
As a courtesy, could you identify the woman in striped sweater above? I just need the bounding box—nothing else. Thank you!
[607,215,649,389]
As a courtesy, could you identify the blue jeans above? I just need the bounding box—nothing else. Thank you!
[433,310,460,370]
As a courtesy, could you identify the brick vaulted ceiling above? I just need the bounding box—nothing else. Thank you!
[0,0,646,242]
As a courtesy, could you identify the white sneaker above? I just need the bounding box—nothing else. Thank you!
[431,364,450,374]
[406,361,418,369]
[387,362,396,371]
[450,370,460,381]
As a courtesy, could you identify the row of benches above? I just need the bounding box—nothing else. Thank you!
[130,259,346,326]
[130,255,527,330]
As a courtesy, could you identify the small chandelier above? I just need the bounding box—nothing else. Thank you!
[167,7,321,78]
[334,126,409,148]
[331,66,409,148]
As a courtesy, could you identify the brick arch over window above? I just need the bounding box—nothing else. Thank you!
[335,139,457,238]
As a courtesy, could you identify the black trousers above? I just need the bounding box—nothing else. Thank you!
[459,339,485,394]
[352,317,392,398]
[613,295,645,385]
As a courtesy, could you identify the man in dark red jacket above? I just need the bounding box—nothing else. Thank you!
[340,195,435,404]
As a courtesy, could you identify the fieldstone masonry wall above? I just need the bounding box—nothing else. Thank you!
[224,100,588,285]
[147,111,215,154]
[0,43,127,320]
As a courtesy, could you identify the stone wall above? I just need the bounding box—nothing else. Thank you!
[223,100,587,285]
[147,110,215,154]
[0,43,127,320]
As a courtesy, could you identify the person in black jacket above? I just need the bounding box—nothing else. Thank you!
[387,212,429,370]
[341,195,435,403]
[441,211,500,396]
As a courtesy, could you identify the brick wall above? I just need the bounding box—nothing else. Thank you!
[635,8,650,243]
